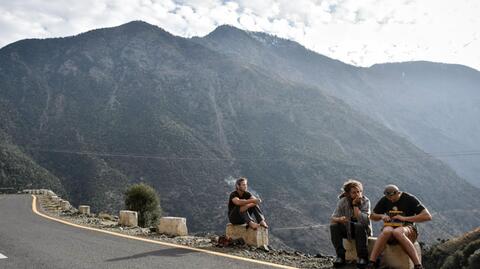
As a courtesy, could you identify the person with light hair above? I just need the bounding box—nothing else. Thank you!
[330,179,372,268]
[366,185,432,269]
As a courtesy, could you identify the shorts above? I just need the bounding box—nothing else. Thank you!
[385,225,418,244]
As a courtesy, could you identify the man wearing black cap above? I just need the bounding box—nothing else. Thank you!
[366,185,432,269]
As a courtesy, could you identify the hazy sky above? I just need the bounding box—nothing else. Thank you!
[1,0,479,70]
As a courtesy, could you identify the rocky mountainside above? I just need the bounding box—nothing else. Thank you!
[197,25,480,188]
[0,21,479,253]
[0,131,64,193]
[423,227,480,269]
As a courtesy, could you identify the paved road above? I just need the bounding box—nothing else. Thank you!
[0,194,292,269]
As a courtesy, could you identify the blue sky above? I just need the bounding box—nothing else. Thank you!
[1,0,479,70]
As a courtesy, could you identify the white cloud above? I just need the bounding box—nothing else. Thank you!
[0,0,479,71]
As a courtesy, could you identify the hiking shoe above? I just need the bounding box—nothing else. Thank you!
[333,256,346,267]
[357,258,368,269]
[365,261,377,269]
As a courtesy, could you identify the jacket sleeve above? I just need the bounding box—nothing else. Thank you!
[358,198,371,225]
[332,198,345,218]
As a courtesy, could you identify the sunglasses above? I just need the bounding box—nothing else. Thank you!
[384,191,398,196]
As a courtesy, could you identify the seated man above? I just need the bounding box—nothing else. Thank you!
[228,177,268,229]
[330,179,372,268]
[367,185,432,269]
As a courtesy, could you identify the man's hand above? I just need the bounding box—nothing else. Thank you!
[352,197,362,206]
[337,216,349,224]
[381,214,391,222]
[249,197,261,204]
[391,215,407,222]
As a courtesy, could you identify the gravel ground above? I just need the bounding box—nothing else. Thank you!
[37,195,336,269]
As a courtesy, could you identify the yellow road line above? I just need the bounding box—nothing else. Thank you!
[31,195,298,269]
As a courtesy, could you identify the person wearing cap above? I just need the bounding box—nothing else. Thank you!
[366,185,432,269]
[330,179,372,268]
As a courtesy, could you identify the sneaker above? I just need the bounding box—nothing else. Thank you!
[365,261,377,269]
[333,256,346,267]
[357,258,368,269]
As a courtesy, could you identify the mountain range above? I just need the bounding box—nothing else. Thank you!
[0,21,479,253]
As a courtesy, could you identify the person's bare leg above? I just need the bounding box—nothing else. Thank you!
[247,221,260,229]
[392,228,421,265]
[370,226,394,262]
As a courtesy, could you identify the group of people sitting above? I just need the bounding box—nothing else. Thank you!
[330,179,431,269]
[227,177,432,269]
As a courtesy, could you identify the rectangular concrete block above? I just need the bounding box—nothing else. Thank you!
[344,237,377,261]
[381,241,422,269]
[226,223,269,247]
[60,200,71,210]
[345,237,421,269]
[157,217,188,236]
[50,195,61,203]
[119,210,138,227]
[79,205,90,215]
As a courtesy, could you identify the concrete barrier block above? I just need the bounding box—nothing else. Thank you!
[344,237,377,261]
[381,241,422,269]
[226,223,268,247]
[119,210,138,227]
[345,236,421,268]
[60,200,71,210]
[79,205,90,215]
[157,217,188,236]
[50,195,61,203]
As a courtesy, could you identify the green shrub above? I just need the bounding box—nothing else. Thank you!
[467,250,480,269]
[124,183,161,227]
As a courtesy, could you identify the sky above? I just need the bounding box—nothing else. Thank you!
[1,0,479,70]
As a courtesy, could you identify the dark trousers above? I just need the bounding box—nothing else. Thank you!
[330,222,369,259]
[229,205,265,225]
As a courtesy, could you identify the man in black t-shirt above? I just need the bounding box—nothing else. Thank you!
[366,185,432,269]
[228,177,268,230]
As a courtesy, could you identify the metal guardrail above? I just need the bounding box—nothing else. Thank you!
[0,187,16,194]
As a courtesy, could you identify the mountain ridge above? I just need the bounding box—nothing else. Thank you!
[0,21,479,253]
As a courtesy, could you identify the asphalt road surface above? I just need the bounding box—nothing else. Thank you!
[0,194,295,269]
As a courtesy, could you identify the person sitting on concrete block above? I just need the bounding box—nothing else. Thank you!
[228,177,268,230]
[330,179,372,268]
[367,185,432,269]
